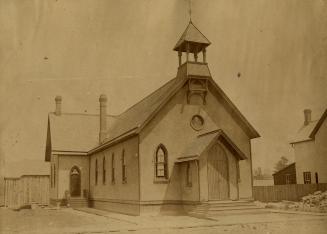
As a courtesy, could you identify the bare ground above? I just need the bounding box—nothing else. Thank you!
[0,207,326,234]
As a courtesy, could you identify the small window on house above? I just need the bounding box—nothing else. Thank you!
[186,162,192,187]
[285,174,291,184]
[111,153,115,184]
[315,172,319,184]
[103,156,106,185]
[155,144,168,179]
[303,171,311,184]
[122,149,127,183]
[95,159,98,185]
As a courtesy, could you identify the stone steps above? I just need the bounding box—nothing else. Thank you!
[186,200,268,217]
[68,198,89,208]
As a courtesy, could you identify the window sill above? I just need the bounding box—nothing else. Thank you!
[153,178,169,184]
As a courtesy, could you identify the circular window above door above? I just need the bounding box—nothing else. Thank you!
[190,115,205,131]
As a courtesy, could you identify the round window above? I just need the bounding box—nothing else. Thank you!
[190,115,205,131]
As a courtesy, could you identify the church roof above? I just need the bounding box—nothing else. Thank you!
[46,113,116,156]
[88,75,259,154]
[173,21,211,52]
[176,129,247,163]
[104,77,183,143]
[290,109,327,144]
[46,72,260,159]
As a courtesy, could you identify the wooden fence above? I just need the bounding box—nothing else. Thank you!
[253,183,327,202]
[4,175,50,209]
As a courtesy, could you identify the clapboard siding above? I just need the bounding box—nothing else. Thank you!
[253,183,327,202]
[4,175,49,209]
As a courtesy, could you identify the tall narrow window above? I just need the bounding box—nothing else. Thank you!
[155,144,168,179]
[111,153,115,184]
[122,149,127,183]
[53,164,56,187]
[303,171,311,184]
[103,156,106,185]
[186,162,192,187]
[95,159,98,185]
[50,164,53,188]
[315,172,319,184]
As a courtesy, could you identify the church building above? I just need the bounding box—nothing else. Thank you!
[45,21,260,215]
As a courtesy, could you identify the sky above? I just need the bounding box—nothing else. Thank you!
[0,0,326,176]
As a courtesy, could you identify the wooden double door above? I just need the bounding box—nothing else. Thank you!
[207,143,230,200]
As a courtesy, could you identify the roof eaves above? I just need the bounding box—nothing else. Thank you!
[309,109,327,139]
[137,77,187,132]
[196,129,247,160]
[289,138,313,145]
[88,127,138,155]
[208,78,260,139]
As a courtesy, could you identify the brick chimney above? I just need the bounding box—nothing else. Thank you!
[99,94,107,143]
[304,109,312,125]
[55,96,62,116]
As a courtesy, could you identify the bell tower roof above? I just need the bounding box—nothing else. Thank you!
[173,21,211,53]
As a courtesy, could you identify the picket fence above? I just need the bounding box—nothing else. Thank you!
[253,183,327,202]
[4,175,49,209]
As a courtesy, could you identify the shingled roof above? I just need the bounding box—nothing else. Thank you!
[45,113,117,161]
[290,109,327,144]
[173,21,211,52]
[104,77,183,143]
[46,72,260,159]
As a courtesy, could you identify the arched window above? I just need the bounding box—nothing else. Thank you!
[70,166,81,197]
[155,144,168,179]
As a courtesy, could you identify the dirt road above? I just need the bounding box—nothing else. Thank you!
[0,207,326,234]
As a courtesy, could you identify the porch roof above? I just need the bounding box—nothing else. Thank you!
[175,129,247,163]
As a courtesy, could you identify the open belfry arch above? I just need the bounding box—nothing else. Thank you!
[45,18,260,215]
[174,21,211,105]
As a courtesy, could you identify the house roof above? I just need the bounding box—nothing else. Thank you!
[272,162,296,176]
[173,21,211,52]
[176,129,247,163]
[290,109,327,144]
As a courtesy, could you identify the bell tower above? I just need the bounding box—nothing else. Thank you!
[174,21,212,104]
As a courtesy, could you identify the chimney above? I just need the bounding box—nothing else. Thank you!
[304,109,312,125]
[55,96,62,116]
[99,94,107,143]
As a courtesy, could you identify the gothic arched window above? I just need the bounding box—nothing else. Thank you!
[155,144,168,179]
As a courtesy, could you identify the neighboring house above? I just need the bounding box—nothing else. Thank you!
[272,163,297,185]
[290,109,327,184]
[45,22,260,215]
[253,176,274,186]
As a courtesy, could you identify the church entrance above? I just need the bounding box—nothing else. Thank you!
[207,143,229,200]
[70,166,81,197]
